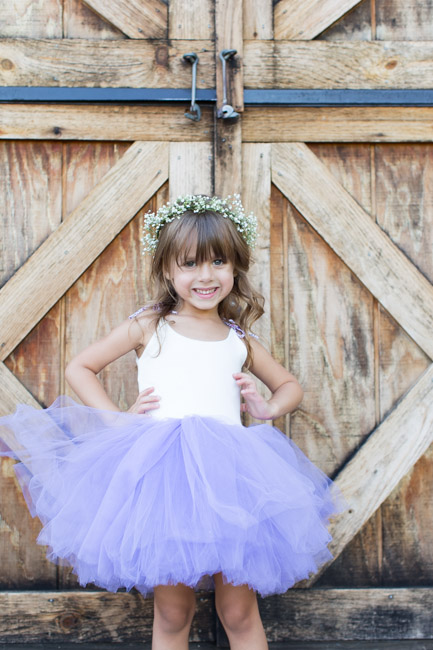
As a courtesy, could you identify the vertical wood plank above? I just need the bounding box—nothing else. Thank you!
[169,0,214,39]
[242,144,272,422]
[376,0,433,40]
[169,142,213,200]
[375,143,433,585]
[243,0,273,39]
[0,142,62,589]
[215,0,243,114]
[0,0,62,37]
[285,145,381,587]
[214,0,243,197]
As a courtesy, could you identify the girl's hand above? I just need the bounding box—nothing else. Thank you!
[233,372,278,420]
[127,387,160,415]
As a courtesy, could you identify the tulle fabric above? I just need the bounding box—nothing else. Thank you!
[0,397,343,597]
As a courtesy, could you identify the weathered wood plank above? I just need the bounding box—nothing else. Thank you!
[0,590,214,643]
[0,0,62,38]
[241,144,272,424]
[374,144,433,585]
[0,363,40,417]
[243,0,273,39]
[0,105,213,142]
[169,142,213,199]
[3,105,433,144]
[216,0,243,113]
[318,0,372,41]
[287,144,375,477]
[0,588,432,642]
[0,142,169,362]
[271,143,433,359]
[244,41,433,88]
[83,0,167,39]
[259,588,433,641]
[63,0,125,39]
[274,0,363,40]
[169,0,214,39]
[0,39,214,88]
[306,363,433,585]
[376,0,433,40]
[242,107,433,143]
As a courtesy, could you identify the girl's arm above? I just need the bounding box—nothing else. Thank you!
[65,317,153,412]
[233,338,303,420]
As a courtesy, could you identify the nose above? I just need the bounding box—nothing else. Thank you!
[197,261,214,281]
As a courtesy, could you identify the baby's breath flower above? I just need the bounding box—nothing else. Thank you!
[141,194,257,254]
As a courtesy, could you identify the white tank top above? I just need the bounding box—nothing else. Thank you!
[136,320,247,425]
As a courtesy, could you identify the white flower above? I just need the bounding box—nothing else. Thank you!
[141,194,257,254]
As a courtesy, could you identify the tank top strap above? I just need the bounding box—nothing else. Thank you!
[222,318,259,340]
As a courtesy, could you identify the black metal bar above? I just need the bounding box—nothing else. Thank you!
[0,87,216,103]
[1,86,433,106]
[243,89,433,106]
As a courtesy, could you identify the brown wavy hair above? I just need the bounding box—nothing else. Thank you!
[143,209,264,367]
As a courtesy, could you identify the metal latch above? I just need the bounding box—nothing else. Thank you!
[217,49,240,121]
[183,52,201,122]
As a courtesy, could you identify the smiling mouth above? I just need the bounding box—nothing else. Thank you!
[193,288,218,296]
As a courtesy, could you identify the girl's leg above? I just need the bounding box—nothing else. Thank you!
[152,583,196,650]
[214,573,268,650]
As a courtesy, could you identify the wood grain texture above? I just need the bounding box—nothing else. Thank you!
[0,142,169,362]
[169,0,213,39]
[63,0,125,39]
[242,107,433,143]
[286,145,376,477]
[272,143,433,360]
[0,105,213,142]
[216,0,243,113]
[0,588,432,642]
[0,363,40,417]
[306,362,433,585]
[83,0,167,39]
[318,0,372,41]
[243,40,433,88]
[376,0,433,41]
[0,39,214,88]
[214,120,242,198]
[274,0,364,39]
[169,142,213,199]
[374,144,433,585]
[0,0,62,37]
[243,0,273,39]
[0,590,214,643]
[241,144,272,421]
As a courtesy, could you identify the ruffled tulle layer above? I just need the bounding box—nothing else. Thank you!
[0,397,342,597]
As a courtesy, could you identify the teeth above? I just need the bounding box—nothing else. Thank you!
[195,288,215,294]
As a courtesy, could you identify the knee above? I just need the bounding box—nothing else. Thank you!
[154,598,195,634]
[217,599,257,634]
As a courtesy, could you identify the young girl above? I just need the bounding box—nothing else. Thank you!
[0,194,341,650]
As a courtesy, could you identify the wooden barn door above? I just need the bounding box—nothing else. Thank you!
[1,0,433,646]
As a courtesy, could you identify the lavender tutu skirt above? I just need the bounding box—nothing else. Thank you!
[0,397,342,597]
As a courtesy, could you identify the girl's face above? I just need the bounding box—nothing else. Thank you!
[166,246,235,315]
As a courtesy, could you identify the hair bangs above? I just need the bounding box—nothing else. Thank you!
[168,211,238,267]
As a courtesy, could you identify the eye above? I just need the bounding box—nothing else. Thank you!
[183,260,196,268]
[213,258,225,266]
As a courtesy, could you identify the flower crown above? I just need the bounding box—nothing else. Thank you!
[141,194,257,254]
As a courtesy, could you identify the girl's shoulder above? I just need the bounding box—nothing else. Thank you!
[128,304,160,352]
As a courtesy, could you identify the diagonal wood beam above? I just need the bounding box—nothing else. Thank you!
[272,142,433,360]
[305,363,433,585]
[83,0,167,39]
[0,142,169,363]
[274,0,363,40]
[0,363,40,418]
